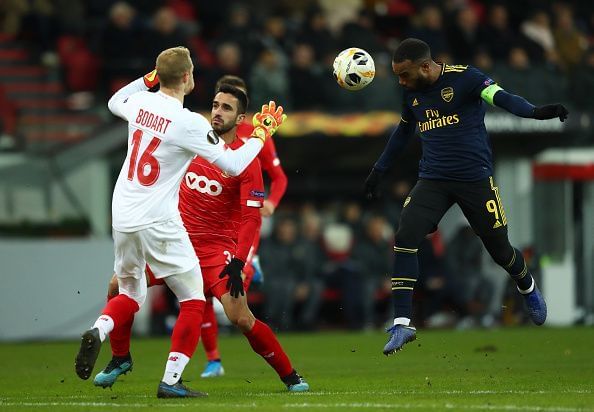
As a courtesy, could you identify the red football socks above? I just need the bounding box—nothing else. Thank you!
[103,294,139,356]
[201,299,220,361]
[170,299,205,358]
[244,319,293,378]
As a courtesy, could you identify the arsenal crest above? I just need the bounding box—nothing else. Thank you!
[441,87,454,102]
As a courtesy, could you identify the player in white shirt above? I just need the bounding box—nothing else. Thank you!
[74,46,286,398]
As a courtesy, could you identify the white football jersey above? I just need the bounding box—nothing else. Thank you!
[110,84,225,232]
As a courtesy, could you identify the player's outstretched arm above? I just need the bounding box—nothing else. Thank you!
[213,101,287,177]
[107,69,160,120]
[364,119,415,200]
[481,84,569,122]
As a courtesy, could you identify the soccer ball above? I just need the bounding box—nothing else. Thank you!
[332,48,375,91]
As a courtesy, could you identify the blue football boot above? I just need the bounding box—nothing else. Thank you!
[157,379,208,398]
[93,354,133,388]
[282,371,310,392]
[200,360,225,378]
[251,255,264,284]
[383,325,417,356]
[520,284,547,325]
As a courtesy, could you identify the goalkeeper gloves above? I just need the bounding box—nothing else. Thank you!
[143,69,159,88]
[364,167,385,200]
[219,258,245,298]
[252,101,287,144]
[533,104,569,122]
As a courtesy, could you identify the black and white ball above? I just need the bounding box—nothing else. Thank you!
[332,48,375,91]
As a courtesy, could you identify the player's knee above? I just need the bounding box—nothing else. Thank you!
[394,225,424,249]
[107,274,119,298]
[235,313,255,332]
[481,234,514,267]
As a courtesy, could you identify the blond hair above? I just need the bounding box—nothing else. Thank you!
[156,46,192,88]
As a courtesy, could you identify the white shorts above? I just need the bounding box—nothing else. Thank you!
[113,218,199,280]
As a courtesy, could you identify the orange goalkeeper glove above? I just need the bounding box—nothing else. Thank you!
[143,69,159,88]
[251,101,287,144]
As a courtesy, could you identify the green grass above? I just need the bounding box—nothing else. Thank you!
[1,327,593,411]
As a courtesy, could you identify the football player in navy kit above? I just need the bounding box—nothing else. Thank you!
[364,38,568,355]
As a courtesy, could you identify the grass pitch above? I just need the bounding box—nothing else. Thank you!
[0,327,592,411]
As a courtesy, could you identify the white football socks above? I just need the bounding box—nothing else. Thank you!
[92,315,114,342]
[162,352,190,385]
[517,277,535,295]
[393,317,411,326]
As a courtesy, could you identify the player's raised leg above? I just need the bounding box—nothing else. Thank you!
[200,298,225,378]
[385,180,453,355]
[93,274,134,388]
[457,177,547,326]
[75,232,145,381]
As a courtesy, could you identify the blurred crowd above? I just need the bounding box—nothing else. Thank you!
[1,0,593,113]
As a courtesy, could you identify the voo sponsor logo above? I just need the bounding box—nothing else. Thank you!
[185,172,223,196]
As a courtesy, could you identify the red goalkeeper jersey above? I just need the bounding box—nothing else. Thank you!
[179,136,264,267]
[237,121,287,207]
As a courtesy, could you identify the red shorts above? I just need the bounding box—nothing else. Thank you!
[146,263,251,299]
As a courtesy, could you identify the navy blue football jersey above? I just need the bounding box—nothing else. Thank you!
[402,64,496,181]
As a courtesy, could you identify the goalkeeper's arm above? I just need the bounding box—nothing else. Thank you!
[480,84,568,122]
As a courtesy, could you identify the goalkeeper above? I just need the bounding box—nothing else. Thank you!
[364,38,568,355]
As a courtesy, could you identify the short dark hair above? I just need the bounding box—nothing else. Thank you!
[215,75,247,93]
[216,84,249,114]
[392,38,431,64]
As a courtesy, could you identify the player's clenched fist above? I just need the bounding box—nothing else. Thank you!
[143,69,160,88]
[251,101,287,143]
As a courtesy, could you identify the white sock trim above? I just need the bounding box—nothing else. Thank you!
[92,315,114,342]
[517,277,535,295]
[162,352,190,385]
[393,317,411,326]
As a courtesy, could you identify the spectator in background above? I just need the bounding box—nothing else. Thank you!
[295,210,325,330]
[482,4,515,62]
[447,7,483,63]
[408,5,448,59]
[352,215,392,329]
[199,42,245,108]
[219,4,258,68]
[250,48,291,111]
[553,5,588,73]
[570,48,594,111]
[259,15,291,69]
[297,8,336,61]
[520,10,557,64]
[473,48,494,72]
[95,2,147,91]
[0,0,28,35]
[321,221,360,329]
[340,9,386,54]
[145,7,188,63]
[444,226,491,328]
[260,216,306,331]
[289,43,324,110]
